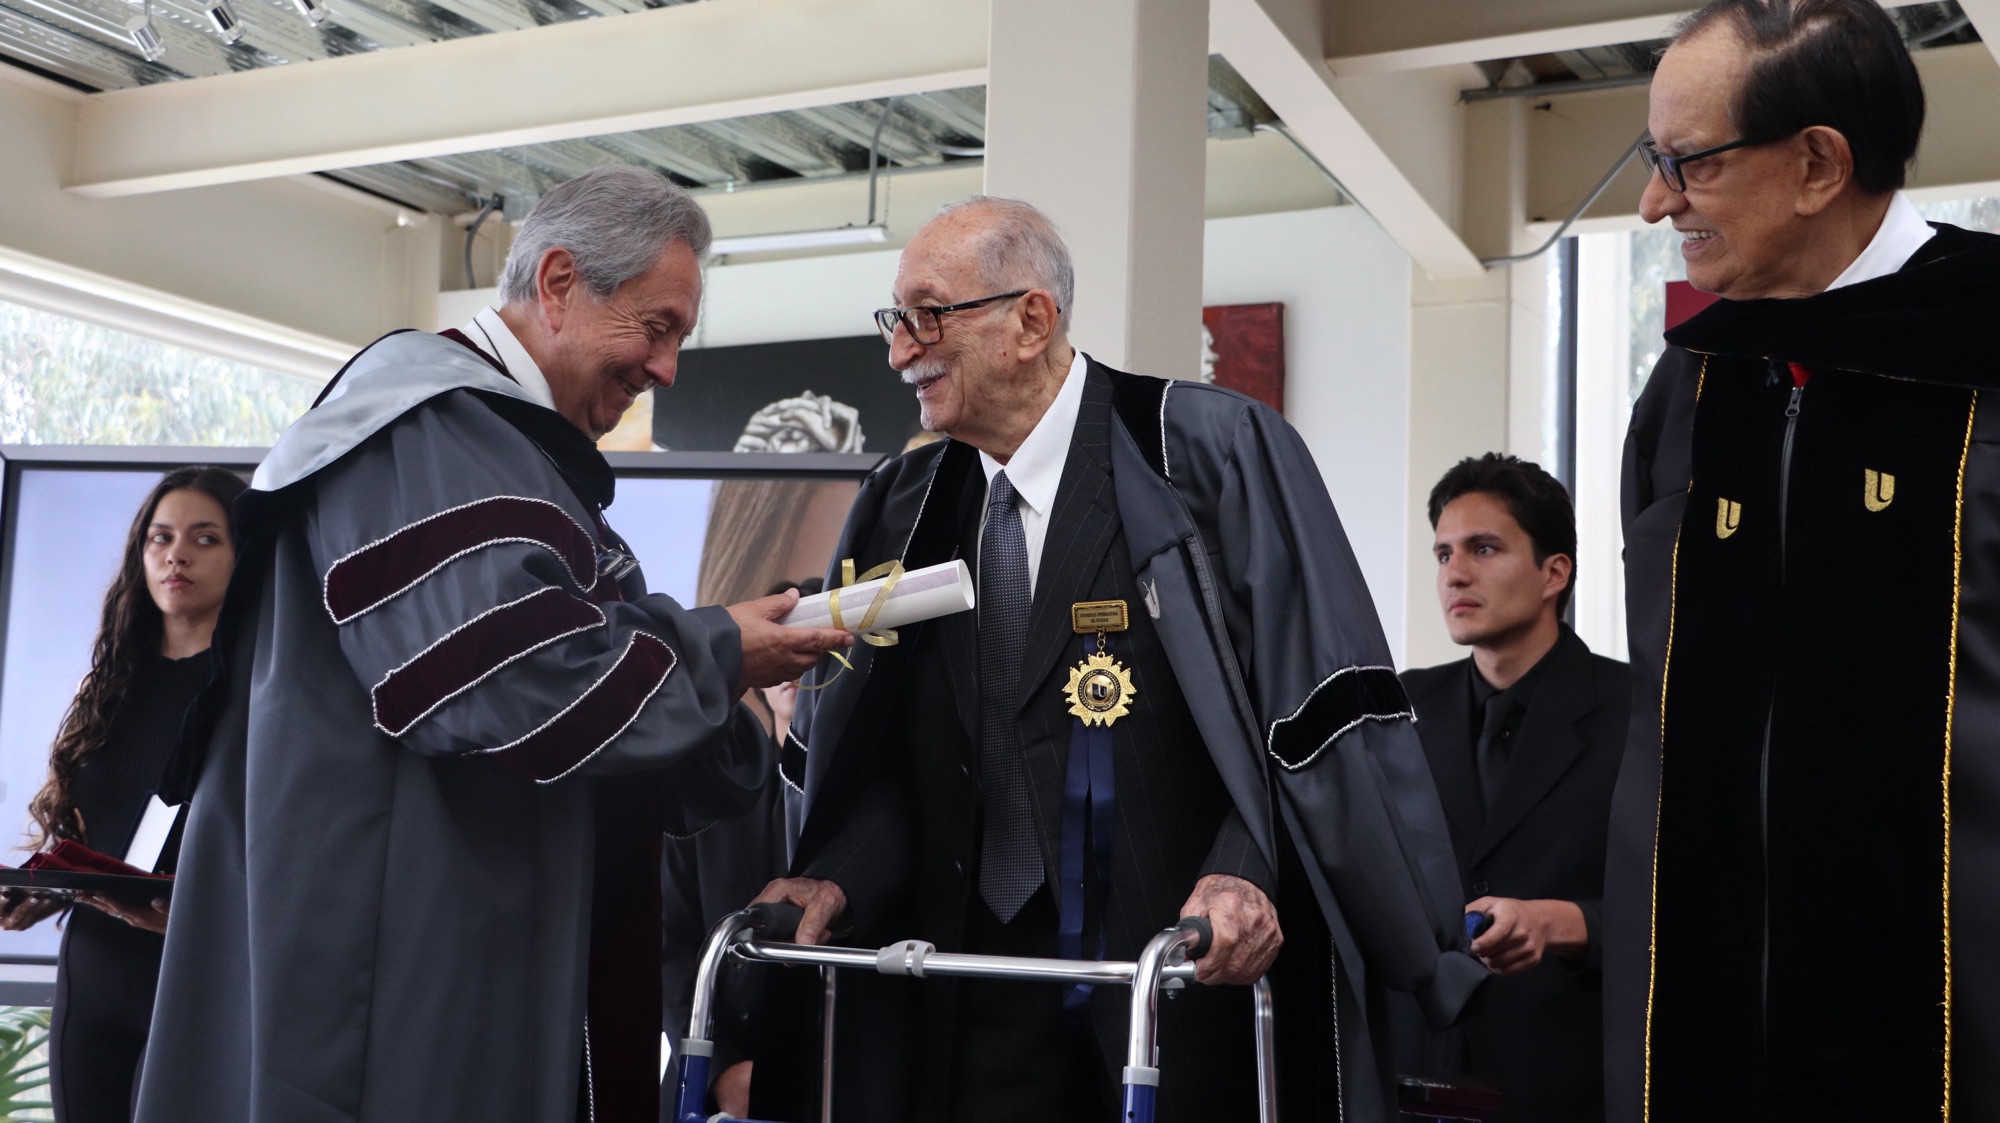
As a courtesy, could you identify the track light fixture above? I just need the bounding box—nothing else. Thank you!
[203,0,244,43]
[292,0,327,26]
[124,12,165,60]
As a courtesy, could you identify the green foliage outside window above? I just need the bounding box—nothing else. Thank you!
[0,299,317,447]
[0,1005,51,1121]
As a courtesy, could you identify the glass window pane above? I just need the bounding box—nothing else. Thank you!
[0,468,165,958]
[0,299,316,446]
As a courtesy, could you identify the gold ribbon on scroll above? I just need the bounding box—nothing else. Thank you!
[797,558,904,692]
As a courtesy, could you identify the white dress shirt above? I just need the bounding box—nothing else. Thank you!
[977,349,1089,599]
[460,307,557,411]
[1826,191,1936,291]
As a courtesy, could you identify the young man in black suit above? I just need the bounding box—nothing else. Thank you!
[1397,453,1629,1123]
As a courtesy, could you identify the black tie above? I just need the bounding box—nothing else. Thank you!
[1476,691,1516,813]
[976,471,1041,921]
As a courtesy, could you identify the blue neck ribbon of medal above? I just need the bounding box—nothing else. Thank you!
[1058,632,1117,1013]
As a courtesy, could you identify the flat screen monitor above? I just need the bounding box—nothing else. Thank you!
[0,446,876,964]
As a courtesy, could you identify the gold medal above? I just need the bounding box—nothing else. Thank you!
[1064,644,1137,728]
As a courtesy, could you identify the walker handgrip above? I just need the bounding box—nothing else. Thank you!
[1176,915,1213,959]
[745,900,805,942]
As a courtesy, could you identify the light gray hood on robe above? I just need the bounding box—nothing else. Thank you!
[253,330,538,493]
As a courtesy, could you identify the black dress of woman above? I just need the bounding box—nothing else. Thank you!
[51,650,208,1123]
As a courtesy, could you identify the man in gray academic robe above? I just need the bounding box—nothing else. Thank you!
[751,197,1484,1123]
[136,167,850,1123]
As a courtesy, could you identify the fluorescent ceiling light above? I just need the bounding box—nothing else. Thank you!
[710,225,889,256]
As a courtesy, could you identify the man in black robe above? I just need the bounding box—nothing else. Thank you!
[749,196,1485,1123]
[1613,3,2000,1119]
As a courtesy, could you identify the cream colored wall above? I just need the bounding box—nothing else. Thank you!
[1202,207,1414,661]
[1402,268,1513,672]
[0,68,437,351]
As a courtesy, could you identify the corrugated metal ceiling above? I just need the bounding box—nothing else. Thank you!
[0,0,1279,216]
[1463,0,1979,101]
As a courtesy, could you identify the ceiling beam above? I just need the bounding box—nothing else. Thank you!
[69,0,987,198]
[1328,0,1686,76]
[1212,0,1485,278]
[1954,0,2000,71]
[1325,0,1939,76]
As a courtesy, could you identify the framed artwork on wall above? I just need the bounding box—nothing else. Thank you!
[1201,302,1286,413]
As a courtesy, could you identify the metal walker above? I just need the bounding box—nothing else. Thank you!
[673,903,1278,1123]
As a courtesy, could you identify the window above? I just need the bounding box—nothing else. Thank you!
[0,450,874,968]
[0,299,315,447]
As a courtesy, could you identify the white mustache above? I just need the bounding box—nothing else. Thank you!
[902,360,948,387]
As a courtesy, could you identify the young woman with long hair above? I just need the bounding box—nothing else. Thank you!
[0,465,245,1122]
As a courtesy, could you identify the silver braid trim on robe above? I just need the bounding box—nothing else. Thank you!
[1265,664,1416,772]
[469,630,679,784]
[897,441,949,566]
[780,729,809,795]
[370,586,607,737]
[1158,378,1174,482]
[322,494,600,623]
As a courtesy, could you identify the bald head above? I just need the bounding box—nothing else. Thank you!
[928,196,1075,332]
[885,195,1077,461]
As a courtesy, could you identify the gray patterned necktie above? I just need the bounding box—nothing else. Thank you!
[976,470,1041,921]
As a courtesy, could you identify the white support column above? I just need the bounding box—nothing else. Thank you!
[1572,231,1634,662]
[982,0,1209,376]
[1400,96,1526,669]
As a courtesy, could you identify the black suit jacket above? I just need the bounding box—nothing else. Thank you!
[1397,628,1628,1123]
[769,365,1279,1122]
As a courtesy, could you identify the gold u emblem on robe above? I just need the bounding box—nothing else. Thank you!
[1715,497,1743,539]
[1864,469,1896,512]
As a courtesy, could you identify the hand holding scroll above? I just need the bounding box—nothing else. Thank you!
[730,589,854,694]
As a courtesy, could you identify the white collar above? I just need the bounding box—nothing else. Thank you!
[977,349,1088,516]
[464,307,557,411]
[1826,192,1936,291]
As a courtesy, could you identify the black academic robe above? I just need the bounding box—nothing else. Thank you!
[1397,627,1628,1123]
[1611,223,2000,1122]
[659,705,790,1119]
[758,358,1486,1123]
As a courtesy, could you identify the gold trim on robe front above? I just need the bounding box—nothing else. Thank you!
[1942,391,1977,1118]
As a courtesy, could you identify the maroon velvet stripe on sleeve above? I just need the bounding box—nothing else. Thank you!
[487,631,678,783]
[371,587,606,737]
[323,496,598,624]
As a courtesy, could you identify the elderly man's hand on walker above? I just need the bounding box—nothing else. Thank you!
[1178,874,1283,985]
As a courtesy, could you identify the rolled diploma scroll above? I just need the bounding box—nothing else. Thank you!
[777,559,975,633]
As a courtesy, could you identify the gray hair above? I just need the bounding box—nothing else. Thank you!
[933,196,1075,332]
[498,166,713,305]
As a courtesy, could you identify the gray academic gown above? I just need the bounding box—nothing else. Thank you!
[778,360,1486,1122]
[135,330,765,1123]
